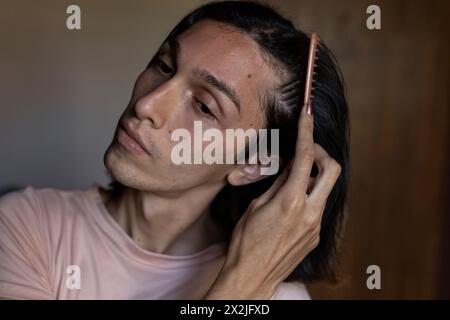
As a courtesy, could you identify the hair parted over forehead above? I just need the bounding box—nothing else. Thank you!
[108,0,349,284]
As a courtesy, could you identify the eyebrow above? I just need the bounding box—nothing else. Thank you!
[162,38,241,114]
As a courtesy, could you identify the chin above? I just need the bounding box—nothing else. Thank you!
[104,147,135,185]
[103,150,163,192]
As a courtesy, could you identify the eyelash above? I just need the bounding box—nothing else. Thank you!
[155,58,216,121]
[194,98,216,121]
[156,59,174,75]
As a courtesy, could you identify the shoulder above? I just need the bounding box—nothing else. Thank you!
[0,185,79,208]
[0,186,40,215]
[0,186,66,299]
[1,185,93,216]
[271,281,311,300]
[0,185,93,240]
[0,186,45,231]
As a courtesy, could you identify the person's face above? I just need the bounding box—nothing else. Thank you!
[104,19,279,194]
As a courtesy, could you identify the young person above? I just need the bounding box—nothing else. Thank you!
[0,1,348,299]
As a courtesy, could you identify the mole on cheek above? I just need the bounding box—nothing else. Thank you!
[247,74,252,78]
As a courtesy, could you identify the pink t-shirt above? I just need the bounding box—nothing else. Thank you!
[0,185,310,300]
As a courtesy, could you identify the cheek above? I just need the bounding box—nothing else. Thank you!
[163,128,233,185]
[165,162,231,187]
[168,108,196,132]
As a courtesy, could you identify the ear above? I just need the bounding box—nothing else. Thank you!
[227,155,282,187]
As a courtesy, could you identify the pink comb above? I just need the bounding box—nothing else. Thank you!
[304,32,320,115]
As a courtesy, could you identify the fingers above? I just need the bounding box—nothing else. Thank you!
[254,160,292,207]
[283,102,315,196]
[260,100,340,218]
[308,143,342,206]
[306,176,315,194]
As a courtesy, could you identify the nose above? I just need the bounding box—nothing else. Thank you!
[134,79,180,129]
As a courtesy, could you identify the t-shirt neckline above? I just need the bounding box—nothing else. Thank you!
[83,183,228,269]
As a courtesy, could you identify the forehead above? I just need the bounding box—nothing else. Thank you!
[176,19,277,127]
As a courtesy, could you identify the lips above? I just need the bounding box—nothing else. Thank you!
[118,121,150,155]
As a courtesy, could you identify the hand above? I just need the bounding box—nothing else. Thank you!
[205,102,342,299]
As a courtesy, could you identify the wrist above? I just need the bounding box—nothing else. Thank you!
[204,262,277,300]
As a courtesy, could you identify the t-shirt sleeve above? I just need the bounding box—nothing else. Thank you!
[0,187,54,299]
[270,281,311,300]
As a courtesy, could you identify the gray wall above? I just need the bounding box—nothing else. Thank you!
[0,0,204,190]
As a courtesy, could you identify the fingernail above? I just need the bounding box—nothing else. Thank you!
[307,101,313,116]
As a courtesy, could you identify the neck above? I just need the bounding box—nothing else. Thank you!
[99,182,229,256]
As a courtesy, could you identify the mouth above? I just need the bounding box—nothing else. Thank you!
[117,121,150,156]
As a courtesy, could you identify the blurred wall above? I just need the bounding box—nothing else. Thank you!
[1,0,449,298]
[0,0,204,190]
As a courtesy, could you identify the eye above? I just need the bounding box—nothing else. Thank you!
[156,58,174,75]
[195,99,216,120]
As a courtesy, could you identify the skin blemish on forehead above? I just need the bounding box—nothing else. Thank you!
[247,74,252,78]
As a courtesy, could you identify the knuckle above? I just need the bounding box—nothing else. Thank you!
[312,236,320,249]
[303,116,314,130]
[330,158,342,173]
[248,199,259,211]
[322,157,342,178]
[335,163,342,176]
[300,145,315,162]
[315,224,322,237]
[301,213,319,230]
[322,157,333,167]
[280,196,301,212]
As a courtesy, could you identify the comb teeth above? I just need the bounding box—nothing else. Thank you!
[303,32,321,107]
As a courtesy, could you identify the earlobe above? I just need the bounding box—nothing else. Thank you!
[227,165,263,186]
[242,165,260,177]
[227,156,284,186]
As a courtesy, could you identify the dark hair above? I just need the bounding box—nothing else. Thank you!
[108,0,349,284]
